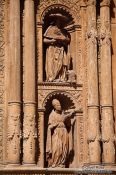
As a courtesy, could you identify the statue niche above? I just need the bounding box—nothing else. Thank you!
[43,13,75,82]
[45,96,77,168]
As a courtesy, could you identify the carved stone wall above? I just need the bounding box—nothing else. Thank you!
[0,0,116,174]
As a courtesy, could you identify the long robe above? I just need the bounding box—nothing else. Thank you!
[44,25,69,82]
[46,110,69,168]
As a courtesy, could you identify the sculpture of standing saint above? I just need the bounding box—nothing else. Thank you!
[46,99,76,168]
[44,14,71,82]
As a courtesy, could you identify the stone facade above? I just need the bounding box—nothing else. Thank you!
[0,0,116,174]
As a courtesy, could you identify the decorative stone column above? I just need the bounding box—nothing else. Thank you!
[100,0,115,163]
[7,0,21,164]
[37,23,43,82]
[23,0,37,164]
[37,110,44,167]
[87,0,101,163]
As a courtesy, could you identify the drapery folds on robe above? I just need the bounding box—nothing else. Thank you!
[46,110,73,168]
[44,24,70,82]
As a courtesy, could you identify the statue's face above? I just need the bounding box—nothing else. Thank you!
[54,101,61,111]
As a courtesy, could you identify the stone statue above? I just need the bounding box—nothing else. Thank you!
[44,14,71,82]
[46,99,76,168]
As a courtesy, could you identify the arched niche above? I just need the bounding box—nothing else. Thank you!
[36,4,82,83]
[43,91,77,168]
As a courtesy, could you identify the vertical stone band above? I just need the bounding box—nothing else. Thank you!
[7,0,21,164]
[37,110,44,167]
[87,0,101,163]
[23,0,36,164]
[37,24,43,82]
[100,0,115,163]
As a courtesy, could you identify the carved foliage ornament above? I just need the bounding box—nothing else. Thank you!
[23,115,37,139]
[86,21,98,44]
[7,115,21,155]
[7,115,21,140]
[100,30,111,45]
[100,21,111,45]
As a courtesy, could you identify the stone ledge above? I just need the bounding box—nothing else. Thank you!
[38,82,83,88]
[0,165,115,174]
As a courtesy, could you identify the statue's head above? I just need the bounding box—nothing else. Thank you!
[52,99,61,111]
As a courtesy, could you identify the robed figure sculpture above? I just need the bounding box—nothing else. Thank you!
[46,99,76,168]
[44,14,71,82]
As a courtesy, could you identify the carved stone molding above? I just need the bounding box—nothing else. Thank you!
[37,0,82,24]
[38,84,83,111]
[0,0,5,163]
